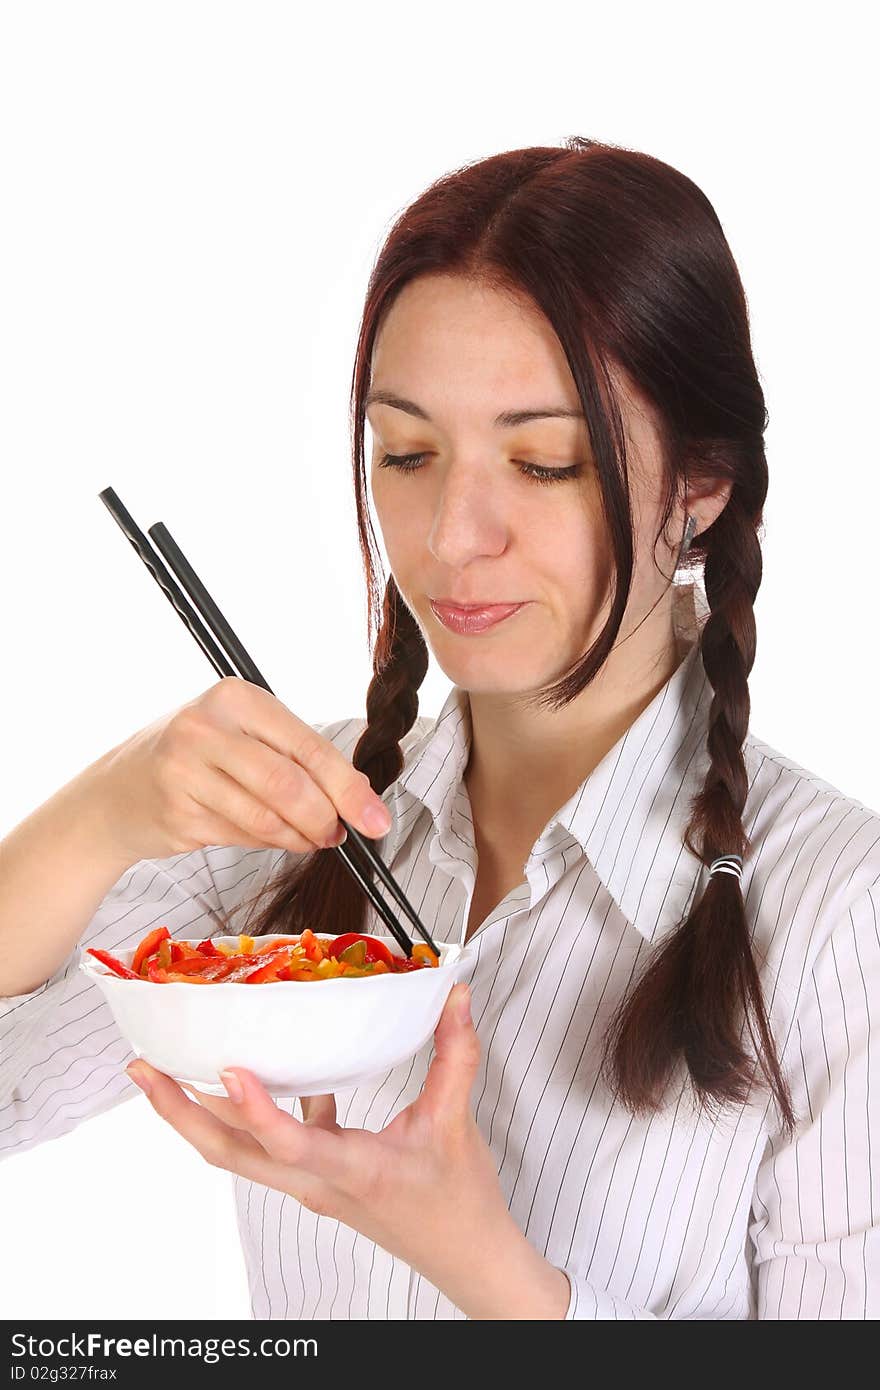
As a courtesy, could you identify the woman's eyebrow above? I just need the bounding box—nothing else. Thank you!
[365,388,585,428]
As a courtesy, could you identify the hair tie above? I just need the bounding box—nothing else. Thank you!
[708,854,743,882]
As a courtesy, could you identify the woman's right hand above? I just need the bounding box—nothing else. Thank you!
[96,677,393,863]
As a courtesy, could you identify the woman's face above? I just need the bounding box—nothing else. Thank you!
[367,273,676,698]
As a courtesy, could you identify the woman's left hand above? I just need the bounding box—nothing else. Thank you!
[124,982,538,1311]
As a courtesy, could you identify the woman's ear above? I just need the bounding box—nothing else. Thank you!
[686,477,734,538]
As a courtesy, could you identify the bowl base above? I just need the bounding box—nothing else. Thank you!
[175,1073,386,1099]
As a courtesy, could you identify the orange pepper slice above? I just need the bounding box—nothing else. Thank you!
[133,926,170,977]
[412,943,440,968]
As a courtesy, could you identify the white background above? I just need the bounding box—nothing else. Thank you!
[1,0,876,1320]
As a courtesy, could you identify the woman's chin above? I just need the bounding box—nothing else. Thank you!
[430,644,554,697]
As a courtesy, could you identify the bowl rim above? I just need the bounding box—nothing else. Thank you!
[78,931,471,989]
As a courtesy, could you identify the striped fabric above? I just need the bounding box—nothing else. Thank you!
[2,589,879,1318]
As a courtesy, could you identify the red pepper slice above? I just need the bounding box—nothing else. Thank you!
[175,941,204,959]
[327,933,395,967]
[173,957,233,981]
[185,953,268,982]
[160,956,221,975]
[218,957,275,983]
[86,947,140,980]
[196,939,221,957]
[132,926,170,977]
[243,948,298,984]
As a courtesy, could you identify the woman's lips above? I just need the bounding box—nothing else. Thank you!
[429,600,527,635]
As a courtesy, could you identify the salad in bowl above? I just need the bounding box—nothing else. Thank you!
[79,926,473,1097]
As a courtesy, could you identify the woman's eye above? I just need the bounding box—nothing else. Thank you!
[377,451,429,474]
[376,451,582,485]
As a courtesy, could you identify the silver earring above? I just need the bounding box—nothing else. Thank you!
[676,513,698,570]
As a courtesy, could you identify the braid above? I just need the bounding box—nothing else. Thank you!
[601,497,796,1138]
[351,576,429,795]
[240,575,428,941]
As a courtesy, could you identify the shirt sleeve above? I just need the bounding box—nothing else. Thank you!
[749,881,880,1318]
[0,843,284,1160]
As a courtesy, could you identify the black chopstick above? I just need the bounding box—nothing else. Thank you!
[148,522,271,690]
[98,489,237,680]
[99,487,441,959]
[142,518,438,960]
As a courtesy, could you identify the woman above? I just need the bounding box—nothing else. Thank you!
[1,137,878,1319]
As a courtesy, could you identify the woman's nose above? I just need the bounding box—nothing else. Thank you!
[427,464,509,567]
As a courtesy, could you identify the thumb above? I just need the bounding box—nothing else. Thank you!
[419,984,480,1122]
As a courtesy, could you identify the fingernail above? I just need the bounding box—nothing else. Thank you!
[323,822,348,848]
[220,1069,244,1103]
[362,802,392,835]
[125,1063,151,1097]
[456,985,472,1024]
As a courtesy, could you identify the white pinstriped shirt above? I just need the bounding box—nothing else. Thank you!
[3,584,880,1318]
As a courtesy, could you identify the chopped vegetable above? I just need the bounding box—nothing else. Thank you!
[132,926,170,976]
[327,933,395,967]
[244,948,298,984]
[412,943,440,967]
[88,927,440,984]
[298,929,323,962]
[339,940,367,967]
[85,947,140,979]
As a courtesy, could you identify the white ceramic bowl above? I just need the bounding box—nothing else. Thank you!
[79,933,474,1097]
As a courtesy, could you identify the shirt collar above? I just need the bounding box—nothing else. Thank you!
[386,581,714,946]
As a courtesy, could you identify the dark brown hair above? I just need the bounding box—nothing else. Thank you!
[234,136,795,1137]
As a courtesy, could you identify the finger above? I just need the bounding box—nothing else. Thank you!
[301,1093,338,1131]
[183,1084,335,1136]
[133,1065,335,1214]
[180,1082,265,1132]
[198,726,347,848]
[175,806,279,852]
[217,1068,350,1177]
[128,1063,280,1182]
[418,985,480,1125]
[205,697,393,840]
[186,763,326,854]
